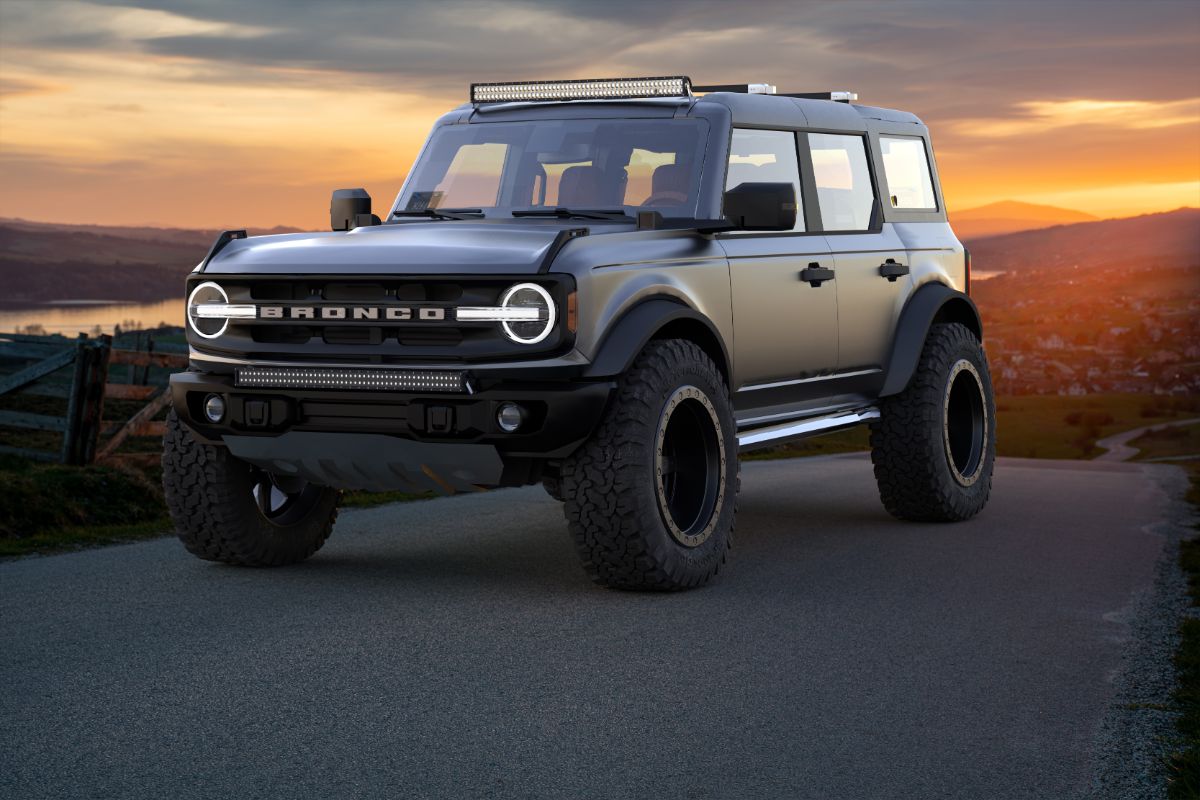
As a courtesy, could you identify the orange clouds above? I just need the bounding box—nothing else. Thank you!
[1,1,1197,227]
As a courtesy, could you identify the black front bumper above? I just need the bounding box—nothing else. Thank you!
[169,368,614,492]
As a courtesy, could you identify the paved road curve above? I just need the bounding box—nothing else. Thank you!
[1093,417,1200,461]
[0,456,1179,799]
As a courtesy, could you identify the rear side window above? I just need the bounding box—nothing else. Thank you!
[726,129,805,232]
[880,135,937,210]
[808,133,875,232]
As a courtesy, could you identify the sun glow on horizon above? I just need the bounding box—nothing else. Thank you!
[1,1,1198,228]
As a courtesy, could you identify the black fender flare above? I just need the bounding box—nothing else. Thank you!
[880,283,983,397]
[582,299,730,381]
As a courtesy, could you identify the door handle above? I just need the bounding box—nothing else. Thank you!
[800,263,835,287]
[879,259,910,282]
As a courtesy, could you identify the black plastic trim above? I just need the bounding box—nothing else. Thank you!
[196,229,247,273]
[880,283,983,397]
[582,299,729,380]
[537,227,589,273]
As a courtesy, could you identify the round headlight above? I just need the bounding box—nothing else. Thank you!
[187,281,230,339]
[500,283,556,344]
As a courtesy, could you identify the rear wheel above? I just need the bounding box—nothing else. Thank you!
[560,339,738,590]
[870,322,995,521]
[162,411,340,565]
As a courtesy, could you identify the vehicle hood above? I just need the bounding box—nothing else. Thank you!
[200,220,626,276]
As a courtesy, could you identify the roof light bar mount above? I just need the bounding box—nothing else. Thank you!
[471,76,691,104]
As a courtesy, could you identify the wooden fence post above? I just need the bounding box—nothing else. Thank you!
[61,334,90,465]
[80,335,112,464]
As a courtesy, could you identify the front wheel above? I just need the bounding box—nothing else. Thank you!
[162,411,340,565]
[870,322,996,521]
[559,339,739,590]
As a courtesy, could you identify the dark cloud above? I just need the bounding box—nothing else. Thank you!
[2,0,1198,123]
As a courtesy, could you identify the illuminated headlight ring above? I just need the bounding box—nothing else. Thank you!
[499,282,556,345]
[187,281,231,339]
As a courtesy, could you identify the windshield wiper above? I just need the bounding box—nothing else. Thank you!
[393,208,485,220]
[512,207,632,221]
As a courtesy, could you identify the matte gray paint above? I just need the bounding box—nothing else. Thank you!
[189,90,969,437]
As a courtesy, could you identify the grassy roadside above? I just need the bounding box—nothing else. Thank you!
[1165,460,1200,798]
[0,452,434,558]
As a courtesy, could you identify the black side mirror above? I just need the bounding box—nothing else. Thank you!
[723,182,797,231]
[330,188,380,231]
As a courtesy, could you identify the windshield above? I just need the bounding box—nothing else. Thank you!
[395,118,709,218]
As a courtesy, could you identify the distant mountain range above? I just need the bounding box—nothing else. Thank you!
[951,200,1098,240]
[0,209,1196,307]
[0,219,300,306]
[965,207,1199,273]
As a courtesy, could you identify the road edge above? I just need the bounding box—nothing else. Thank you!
[1085,463,1198,799]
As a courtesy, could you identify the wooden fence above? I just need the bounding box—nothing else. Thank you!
[0,332,187,464]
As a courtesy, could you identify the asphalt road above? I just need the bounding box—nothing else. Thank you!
[0,455,1182,800]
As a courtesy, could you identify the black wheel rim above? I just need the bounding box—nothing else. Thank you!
[249,467,322,525]
[655,386,726,547]
[943,359,987,486]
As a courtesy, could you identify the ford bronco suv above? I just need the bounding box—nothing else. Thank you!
[163,76,994,590]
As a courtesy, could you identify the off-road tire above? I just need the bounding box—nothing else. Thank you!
[162,410,340,565]
[870,322,995,522]
[560,339,739,590]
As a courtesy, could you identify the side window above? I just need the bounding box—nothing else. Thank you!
[726,129,804,232]
[880,135,937,210]
[808,133,875,231]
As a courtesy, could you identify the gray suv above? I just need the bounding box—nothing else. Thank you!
[163,76,995,590]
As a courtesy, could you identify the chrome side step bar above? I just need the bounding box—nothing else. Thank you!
[736,407,880,452]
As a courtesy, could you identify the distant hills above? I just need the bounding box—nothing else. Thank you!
[964,207,1200,273]
[0,219,299,306]
[0,209,1196,307]
[951,200,1098,240]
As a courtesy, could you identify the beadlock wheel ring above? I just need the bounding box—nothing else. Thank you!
[654,385,727,547]
[942,358,988,487]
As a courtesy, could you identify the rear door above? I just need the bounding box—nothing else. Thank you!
[719,129,836,389]
[806,132,911,373]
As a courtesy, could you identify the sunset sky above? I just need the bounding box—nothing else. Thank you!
[1,0,1197,230]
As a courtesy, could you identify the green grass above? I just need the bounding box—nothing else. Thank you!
[1168,461,1200,799]
[0,518,173,558]
[1131,423,1200,462]
[993,394,1197,460]
[0,448,438,557]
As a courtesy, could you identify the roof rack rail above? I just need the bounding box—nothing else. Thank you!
[692,83,777,95]
[780,91,858,103]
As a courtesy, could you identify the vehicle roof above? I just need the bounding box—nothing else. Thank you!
[450,91,925,133]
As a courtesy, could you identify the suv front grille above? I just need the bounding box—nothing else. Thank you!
[189,274,573,363]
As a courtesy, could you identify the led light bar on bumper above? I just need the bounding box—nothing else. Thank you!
[235,367,470,393]
[471,76,691,104]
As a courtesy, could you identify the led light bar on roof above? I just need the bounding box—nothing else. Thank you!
[471,76,691,104]
[235,367,469,394]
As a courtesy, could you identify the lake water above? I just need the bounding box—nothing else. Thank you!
[0,299,184,336]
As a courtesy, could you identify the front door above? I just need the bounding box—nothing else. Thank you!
[720,129,838,389]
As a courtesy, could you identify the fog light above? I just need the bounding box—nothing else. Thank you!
[496,402,524,433]
[203,394,226,423]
